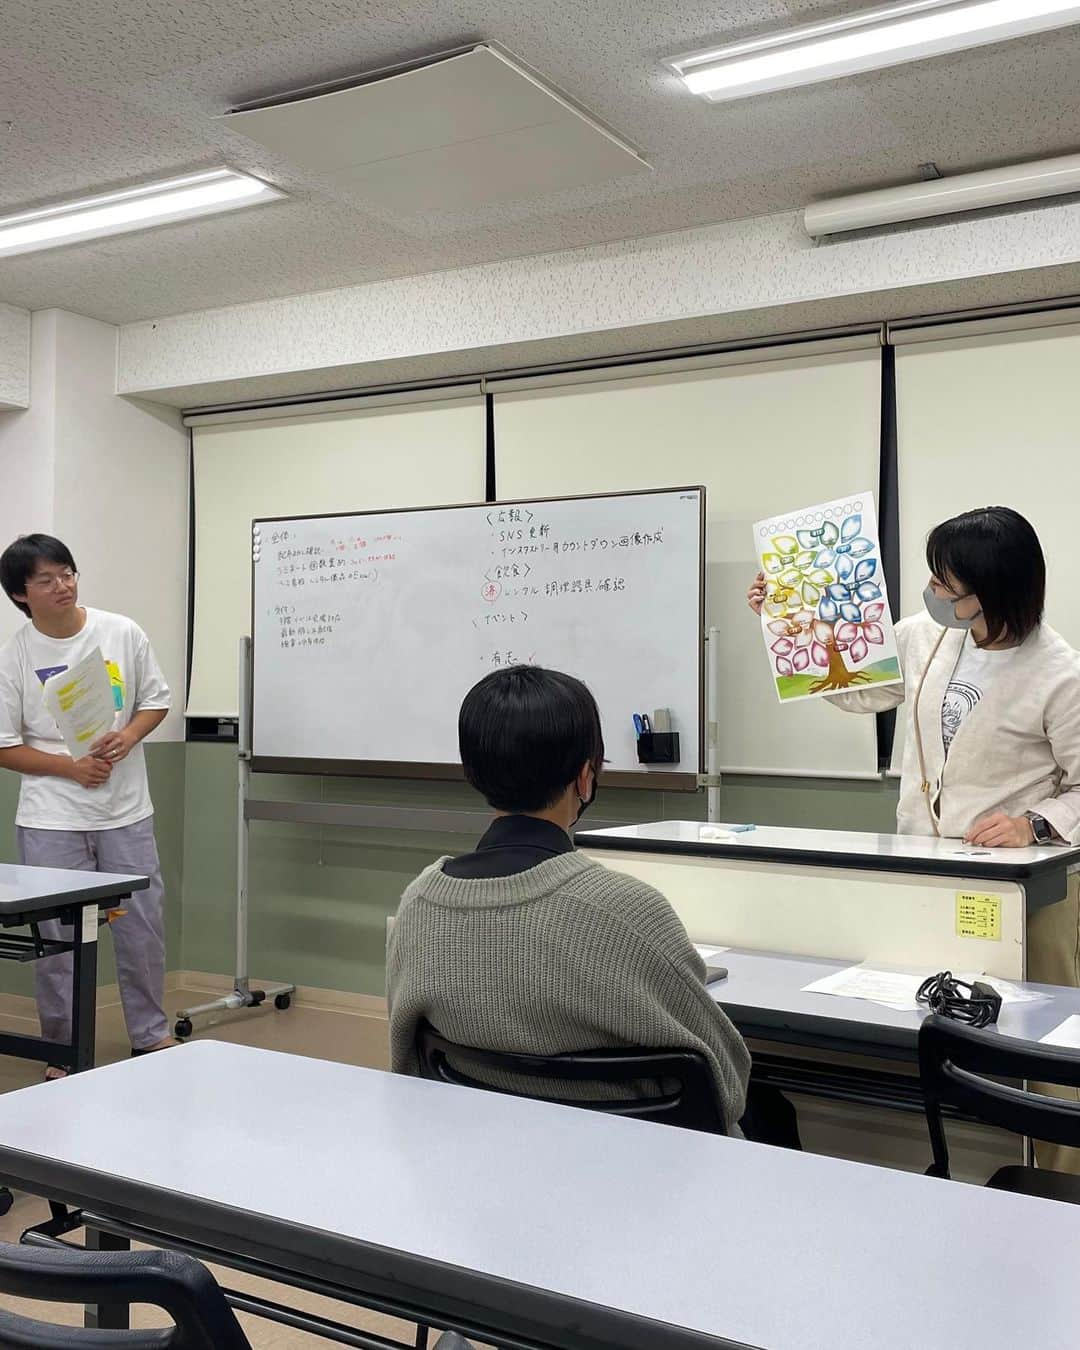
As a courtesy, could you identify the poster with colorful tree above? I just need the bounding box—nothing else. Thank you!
[753,491,903,703]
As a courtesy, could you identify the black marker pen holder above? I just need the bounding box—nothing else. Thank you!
[637,731,680,765]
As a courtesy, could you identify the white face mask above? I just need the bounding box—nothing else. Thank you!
[922,583,981,631]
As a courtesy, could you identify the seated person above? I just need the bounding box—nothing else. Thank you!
[387,664,753,1135]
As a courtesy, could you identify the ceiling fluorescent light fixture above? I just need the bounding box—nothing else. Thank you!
[804,151,1080,236]
[0,168,283,258]
[668,0,1080,102]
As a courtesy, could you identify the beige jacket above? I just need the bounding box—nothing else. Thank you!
[830,612,1080,843]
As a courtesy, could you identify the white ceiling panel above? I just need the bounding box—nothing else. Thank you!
[225,45,649,217]
[224,45,624,168]
[328,115,650,216]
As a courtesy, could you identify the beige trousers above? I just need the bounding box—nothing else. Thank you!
[1025,870,1080,1173]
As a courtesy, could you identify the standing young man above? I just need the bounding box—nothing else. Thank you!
[0,534,174,1075]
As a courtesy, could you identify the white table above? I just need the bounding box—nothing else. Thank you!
[577,822,1080,983]
[711,947,1080,1117]
[578,821,1080,904]
[0,863,149,1074]
[2,1041,1080,1350]
[715,948,1080,1055]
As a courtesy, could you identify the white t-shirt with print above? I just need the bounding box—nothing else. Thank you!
[0,608,170,830]
[941,640,1022,757]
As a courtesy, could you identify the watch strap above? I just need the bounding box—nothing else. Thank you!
[1025,812,1053,844]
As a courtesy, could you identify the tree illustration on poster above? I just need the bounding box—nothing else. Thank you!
[754,493,904,704]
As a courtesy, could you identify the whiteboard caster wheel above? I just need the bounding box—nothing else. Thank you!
[174,1018,193,1040]
[274,993,291,1011]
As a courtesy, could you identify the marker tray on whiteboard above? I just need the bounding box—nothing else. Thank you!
[637,732,680,765]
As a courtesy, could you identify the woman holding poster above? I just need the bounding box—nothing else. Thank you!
[750,504,1080,1170]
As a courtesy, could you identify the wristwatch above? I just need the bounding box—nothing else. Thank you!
[1025,812,1054,845]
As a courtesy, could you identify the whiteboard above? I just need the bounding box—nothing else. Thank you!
[251,488,704,783]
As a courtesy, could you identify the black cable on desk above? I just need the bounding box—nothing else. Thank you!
[916,971,1002,1028]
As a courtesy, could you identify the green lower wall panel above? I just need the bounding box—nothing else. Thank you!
[717,773,900,833]
[0,739,901,1007]
[180,744,900,998]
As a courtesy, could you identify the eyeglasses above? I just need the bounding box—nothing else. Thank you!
[26,569,79,592]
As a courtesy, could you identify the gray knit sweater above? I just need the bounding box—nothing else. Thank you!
[386,850,750,1132]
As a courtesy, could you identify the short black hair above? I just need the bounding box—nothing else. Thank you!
[926,507,1044,645]
[0,535,77,618]
[459,665,605,813]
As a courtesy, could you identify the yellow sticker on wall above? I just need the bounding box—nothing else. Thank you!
[955,892,1001,940]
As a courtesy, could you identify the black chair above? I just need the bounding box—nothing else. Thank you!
[919,1013,1080,1203]
[415,1020,726,1134]
[0,1243,251,1348]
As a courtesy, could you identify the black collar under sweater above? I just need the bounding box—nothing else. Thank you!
[442,814,575,879]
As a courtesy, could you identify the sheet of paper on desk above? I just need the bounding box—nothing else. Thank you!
[965,975,1050,1006]
[801,967,924,1011]
[42,647,116,760]
[803,966,1052,1014]
[694,945,730,961]
[1040,1015,1080,1048]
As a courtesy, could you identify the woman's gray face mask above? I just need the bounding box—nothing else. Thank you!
[923,583,981,631]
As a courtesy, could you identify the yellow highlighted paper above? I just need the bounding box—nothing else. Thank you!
[42,647,116,759]
[955,892,1001,941]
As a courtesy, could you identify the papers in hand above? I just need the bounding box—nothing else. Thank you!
[801,965,1050,1013]
[41,647,116,760]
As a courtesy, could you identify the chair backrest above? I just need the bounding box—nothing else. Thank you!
[919,1014,1080,1177]
[0,1244,251,1349]
[415,1020,726,1134]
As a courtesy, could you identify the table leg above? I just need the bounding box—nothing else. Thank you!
[84,1227,130,1329]
[69,904,99,1074]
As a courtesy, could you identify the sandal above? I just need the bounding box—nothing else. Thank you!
[44,1064,68,1081]
[130,1038,180,1057]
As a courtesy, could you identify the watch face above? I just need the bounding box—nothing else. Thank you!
[1030,815,1051,843]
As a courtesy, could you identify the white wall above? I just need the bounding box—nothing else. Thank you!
[0,312,59,648]
[0,310,189,739]
[0,304,30,411]
[117,199,1080,407]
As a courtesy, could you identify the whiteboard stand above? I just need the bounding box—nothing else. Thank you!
[173,637,295,1040]
[705,626,722,823]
